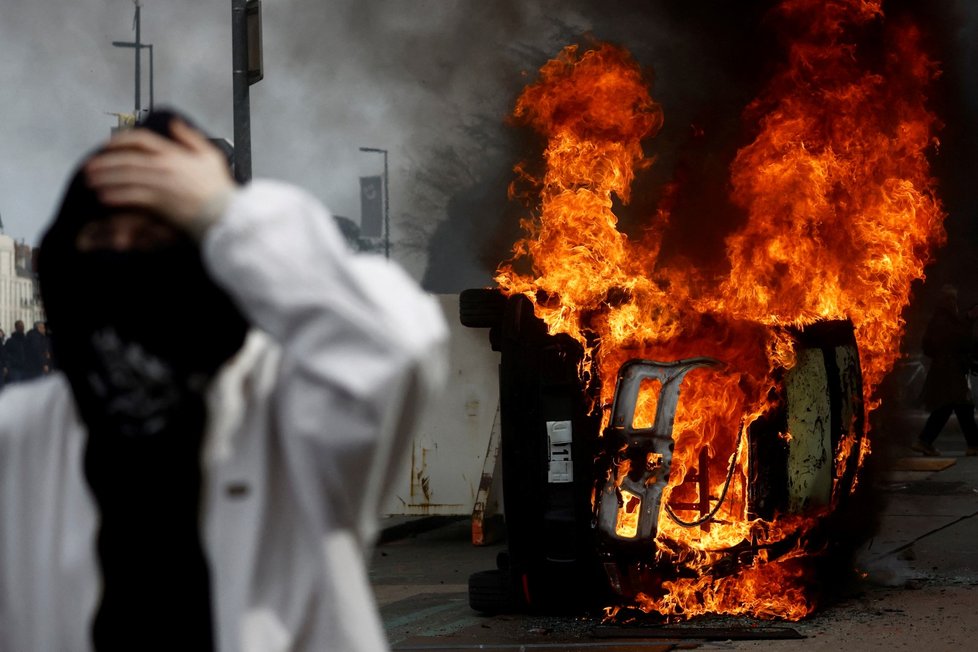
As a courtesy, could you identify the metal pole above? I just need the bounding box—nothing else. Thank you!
[112,41,152,115]
[383,149,390,260]
[148,44,154,112]
[134,2,141,116]
[231,0,252,182]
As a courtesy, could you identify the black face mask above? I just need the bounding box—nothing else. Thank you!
[47,243,249,435]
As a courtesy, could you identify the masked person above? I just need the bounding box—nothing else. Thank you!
[0,110,448,651]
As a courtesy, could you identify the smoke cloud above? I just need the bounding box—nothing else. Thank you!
[0,1,975,296]
[1,0,585,281]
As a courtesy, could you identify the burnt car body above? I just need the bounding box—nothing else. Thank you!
[461,288,865,615]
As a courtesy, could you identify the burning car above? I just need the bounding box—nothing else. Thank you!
[466,0,944,622]
[464,291,864,619]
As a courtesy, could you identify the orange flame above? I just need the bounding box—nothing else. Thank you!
[495,0,943,620]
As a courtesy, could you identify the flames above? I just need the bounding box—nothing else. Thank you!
[721,0,944,393]
[495,0,944,621]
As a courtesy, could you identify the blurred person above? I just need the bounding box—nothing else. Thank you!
[968,302,978,406]
[24,321,51,379]
[0,328,6,388]
[0,110,448,651]
[912,284,978,456]
[3,320,28,383]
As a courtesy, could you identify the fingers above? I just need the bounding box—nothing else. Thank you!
[94,118,208,159]
[86,151,162,179]
[86,150,167,208]
[85,129,175,189]
[82,118,236,233]
[98,126,174,156]
[91,184,160,211]
[86,158,170,209]
[169,118,212,153]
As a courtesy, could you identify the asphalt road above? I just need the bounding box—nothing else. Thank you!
[371,408,978,651]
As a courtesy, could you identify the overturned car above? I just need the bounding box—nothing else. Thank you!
[463,288,866,620]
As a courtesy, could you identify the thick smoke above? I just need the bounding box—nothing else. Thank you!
[0,1,975,296]
[1,0,588,281]
[420,0,978,304]
[421,1,785,291]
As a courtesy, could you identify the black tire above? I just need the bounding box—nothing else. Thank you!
[468,569,515,614]
[459,288,507,328]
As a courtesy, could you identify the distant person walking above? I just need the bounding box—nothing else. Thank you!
[24,321,51,379]
[912,285,978,456]
[0,329,6,389]
[3,321,28,384]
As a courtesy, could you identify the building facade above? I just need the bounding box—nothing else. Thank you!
[0,233,44,334]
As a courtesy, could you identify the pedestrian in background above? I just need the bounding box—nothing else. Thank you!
[3,320,28,383]
[0,328,6,389]
[912,284,978,456]
[968,302,978,406]
[25,321,51,379]
[0,109,448,652]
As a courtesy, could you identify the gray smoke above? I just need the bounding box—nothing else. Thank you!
[0,0,588,280]
[1,1,975,291]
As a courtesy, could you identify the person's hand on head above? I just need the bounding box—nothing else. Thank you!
[85,119,235,240]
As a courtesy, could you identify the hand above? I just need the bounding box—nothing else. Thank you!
[85,119,235,237]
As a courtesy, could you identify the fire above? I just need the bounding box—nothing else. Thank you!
[615,489,642,539]
[720,1,944,393]
[495,0,943,621]
[642,549,816,621]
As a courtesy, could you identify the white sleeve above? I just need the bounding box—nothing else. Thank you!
[200,180,449,543]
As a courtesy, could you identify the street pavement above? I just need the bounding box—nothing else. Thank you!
[370,408,978,651]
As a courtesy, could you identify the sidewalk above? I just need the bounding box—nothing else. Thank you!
[729,410,978,651]
[370,408,978,650]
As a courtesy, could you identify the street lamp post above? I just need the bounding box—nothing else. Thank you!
[231,0,265,183]
[231,0,251,182]
[147,44,153,112]
[359,147,389,259]
[134,1,140,114]
[113,1,153,117]
[112,42,153,114]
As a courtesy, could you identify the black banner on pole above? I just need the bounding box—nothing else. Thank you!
[360,175,383,238]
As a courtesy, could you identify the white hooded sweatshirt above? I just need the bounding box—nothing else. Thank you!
[0,180,449,651]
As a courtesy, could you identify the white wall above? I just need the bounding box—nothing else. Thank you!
[383,294,501,516]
